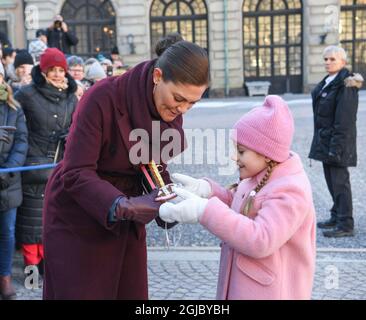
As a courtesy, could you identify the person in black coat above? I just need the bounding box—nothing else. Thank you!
[46,15,78,55]
[309,45,364,238]
[14,48,77,272]
[0,63,28,300]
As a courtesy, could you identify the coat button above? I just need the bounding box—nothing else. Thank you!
[54,114,58,118]
[41,194,44,198]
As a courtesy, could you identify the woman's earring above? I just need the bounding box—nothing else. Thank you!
[153,82,157,94]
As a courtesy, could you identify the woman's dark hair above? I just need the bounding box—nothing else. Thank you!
[155,40,209,86]
[155,33,184,57]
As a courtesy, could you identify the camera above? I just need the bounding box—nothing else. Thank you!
[54,20,62,29]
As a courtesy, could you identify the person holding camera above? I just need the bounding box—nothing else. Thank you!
[46,15,78,55]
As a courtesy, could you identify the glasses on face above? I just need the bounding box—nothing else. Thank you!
[69,68,84,73]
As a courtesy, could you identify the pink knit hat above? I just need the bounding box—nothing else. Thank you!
[231,95,294,162]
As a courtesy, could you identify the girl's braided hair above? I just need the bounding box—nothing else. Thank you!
[254,160,278,193]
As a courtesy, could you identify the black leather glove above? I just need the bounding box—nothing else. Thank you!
[0,128,10,144]
[114,189,161,224]
[0,172,10,190]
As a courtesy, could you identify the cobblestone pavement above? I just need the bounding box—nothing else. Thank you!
[10,248,366,300]
[7,92,366,300]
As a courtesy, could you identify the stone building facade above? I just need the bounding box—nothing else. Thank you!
[1,0,365,96]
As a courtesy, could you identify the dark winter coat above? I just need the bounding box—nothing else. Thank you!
[309,68,364,167]
[42,60,185,300]
[46,28,78,55]
[14,65,77,244]
[0,102,28,211]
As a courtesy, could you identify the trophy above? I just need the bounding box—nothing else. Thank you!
[140,160,177,202]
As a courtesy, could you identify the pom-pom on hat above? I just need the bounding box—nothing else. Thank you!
[40,48,67,73]
[231,95,294,163]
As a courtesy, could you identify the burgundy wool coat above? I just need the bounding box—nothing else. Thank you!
[42,60,184,300]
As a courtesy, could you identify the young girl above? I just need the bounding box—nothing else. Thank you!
[159,95,316,300]
[0,63,28,300]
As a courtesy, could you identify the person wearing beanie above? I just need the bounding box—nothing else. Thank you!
[14,47,77,276]
[159,95,316,300]
[28,29,48,64]
[8,49,34,94]
[84,60,106,85]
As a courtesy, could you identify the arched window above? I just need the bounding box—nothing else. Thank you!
[61,0,116,58]
[340,0,366,84]
[150,0,208,57]
[243,0,303,93]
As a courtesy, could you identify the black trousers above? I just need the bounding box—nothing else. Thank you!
[322,163,354,230]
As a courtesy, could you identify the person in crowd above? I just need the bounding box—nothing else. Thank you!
[84,59,106,87]
[67,55,84,81]
[159,95,316,300]
[0,63,28,300]
[100,58,113,76]
[14,48,77,278]
[28,29,48,64]
[7,49,34,94]
[46,15,78,55]
[42,39,209,299]
[309,46,364,238]
[74,80,86,101]
[1,48,16,81]
[110,46,124,69]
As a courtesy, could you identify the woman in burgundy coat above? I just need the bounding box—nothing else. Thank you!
[42,40,209,299]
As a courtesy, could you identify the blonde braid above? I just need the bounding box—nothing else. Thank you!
[242,160,278,216]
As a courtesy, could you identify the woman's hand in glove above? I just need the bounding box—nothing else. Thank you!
[171,173,211,198]
[159,187,208,224]
[114,189,161,224]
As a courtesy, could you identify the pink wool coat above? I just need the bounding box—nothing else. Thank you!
[200,152,316,300]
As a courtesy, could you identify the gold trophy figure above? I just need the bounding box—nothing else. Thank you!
[140,160,177,202]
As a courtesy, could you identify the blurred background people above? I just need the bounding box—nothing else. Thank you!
[67,55,85,81]
[8,49,34,94]
[1,47,16,82]
[84,58,106,88]
[46,15,78,55]
[0,63,28,300]
[28,29,48,64]
[14,48,77,277]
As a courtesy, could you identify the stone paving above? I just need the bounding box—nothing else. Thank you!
[10,248,366,300]
[6,92,366,300]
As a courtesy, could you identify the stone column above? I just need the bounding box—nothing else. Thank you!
[208,0,244,97]
[303,0,340,92]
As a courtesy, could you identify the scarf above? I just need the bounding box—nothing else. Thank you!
[0,84,9,102]
[42,72,69,90]
[120,59,187,165]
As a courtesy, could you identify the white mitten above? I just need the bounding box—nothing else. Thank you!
[172,173,212,198]
[159,187,208,224]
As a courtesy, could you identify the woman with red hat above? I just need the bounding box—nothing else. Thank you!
[14,48,77,278]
